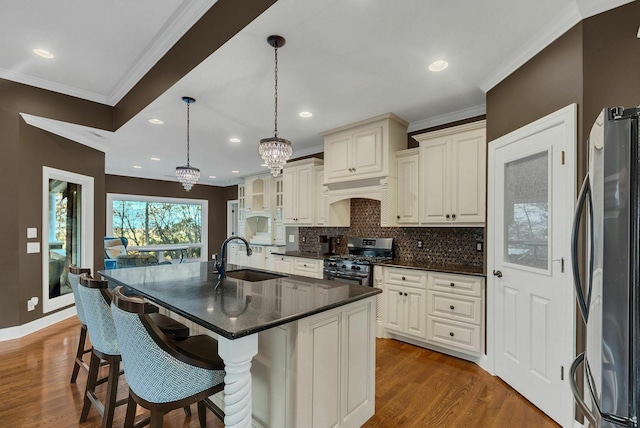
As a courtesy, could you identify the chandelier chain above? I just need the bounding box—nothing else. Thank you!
[186,100,191,166]
[273,46,279,138]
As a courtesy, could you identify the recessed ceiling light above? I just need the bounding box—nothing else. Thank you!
[148,118,164,125]
[133,165,142,169]
[428,60,449,72]
[150,157,160,161]
[229,138,241,143]
[209,175,216,179]
[232,170,239,174]
[299,111,313,118]
[33,49,54,59]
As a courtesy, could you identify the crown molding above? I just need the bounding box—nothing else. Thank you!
[0,68,110,104]
[479,2,582,92]
[408,104,486,133]
[20,113,111,153]
[106,0,217,105]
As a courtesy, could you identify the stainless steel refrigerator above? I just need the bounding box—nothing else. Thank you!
[570,106,639,427]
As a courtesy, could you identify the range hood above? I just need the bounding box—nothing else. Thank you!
[325,177,397,227]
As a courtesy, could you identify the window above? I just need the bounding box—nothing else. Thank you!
[107,194,207,262]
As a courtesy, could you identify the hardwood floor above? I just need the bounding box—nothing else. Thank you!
[0,317,559,427]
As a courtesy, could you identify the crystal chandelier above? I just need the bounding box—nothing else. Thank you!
[259,35,292,177]
[175,96,200,191]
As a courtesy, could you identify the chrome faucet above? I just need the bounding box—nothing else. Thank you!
[215,236,252,279]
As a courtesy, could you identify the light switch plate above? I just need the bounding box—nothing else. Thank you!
[288,234,295,243]
[27,242,40,254]
[27,227,38,239]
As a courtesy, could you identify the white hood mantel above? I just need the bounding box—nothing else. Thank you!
[324,176,397,227]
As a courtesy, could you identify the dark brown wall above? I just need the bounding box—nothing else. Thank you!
[487,24,584,177]
[105,175,238,261]
[0,80,111,328]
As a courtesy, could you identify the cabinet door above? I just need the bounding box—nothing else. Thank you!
[324,134,352,181]
[273,222,285,246]
[295,166,314,225]
[351,126,383,178]
[404,287,427,339]
[396,153,420,224]
[383,284,405,333]
[420,138,451,224]
[450,129,486,224]
[282,168,297,223]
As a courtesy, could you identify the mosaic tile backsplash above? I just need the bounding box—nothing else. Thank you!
[299,198,484,268]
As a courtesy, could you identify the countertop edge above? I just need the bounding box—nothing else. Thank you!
[374,261,486,277]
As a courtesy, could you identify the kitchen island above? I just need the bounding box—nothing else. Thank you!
[100,261,381,428]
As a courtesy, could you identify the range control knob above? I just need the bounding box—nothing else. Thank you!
[342,265,347,269]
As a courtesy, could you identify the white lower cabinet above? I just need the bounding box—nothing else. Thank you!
[382,267,485,358]
[293,257,323,279]
[273,255,294,274]
[296,298,376,428]
[382,267,428,341]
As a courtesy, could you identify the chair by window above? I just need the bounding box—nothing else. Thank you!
[104,236,128,269]
[111,286,225,428]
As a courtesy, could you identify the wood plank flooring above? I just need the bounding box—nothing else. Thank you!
[0,317,559,427]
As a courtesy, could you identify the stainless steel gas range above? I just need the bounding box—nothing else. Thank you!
[322,237,393,286]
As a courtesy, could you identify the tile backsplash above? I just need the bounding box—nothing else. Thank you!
[299,198,484,267]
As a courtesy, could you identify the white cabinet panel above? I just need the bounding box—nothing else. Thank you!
[427,272,482,297]
[414,121,486,226]
[283,159,322,226]
[428,292,482,325]
[427,315,482,354]
[405,287,427,339]
[396,149,420,224]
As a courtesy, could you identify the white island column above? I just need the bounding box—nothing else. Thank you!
[218,333,259,428]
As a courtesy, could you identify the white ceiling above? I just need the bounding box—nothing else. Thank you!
[8,0,634,186]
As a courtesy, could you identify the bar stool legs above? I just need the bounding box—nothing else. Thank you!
[80,350,126,428]
[70,323,91,383]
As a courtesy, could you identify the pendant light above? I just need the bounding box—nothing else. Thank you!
[259,35,292,177]
[175,96,200,191]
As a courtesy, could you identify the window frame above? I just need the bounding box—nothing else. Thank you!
[106,193,208,262]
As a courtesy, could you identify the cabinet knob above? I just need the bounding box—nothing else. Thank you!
[401,276,406,281]
[303,264,307,267]
[404,292,408,296]
[445,214,450,219]
[450,305,455,310]
[452,214,456,219]
[397,215,400,220]
[450,282,455,287]
[449,332,455,337]
[398,291,402,295]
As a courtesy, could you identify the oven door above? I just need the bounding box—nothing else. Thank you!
[323,268,370,286]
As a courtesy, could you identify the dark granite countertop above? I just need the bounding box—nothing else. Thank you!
[270,251,329,260]
[376,259,486,277]
[99,261,380,340]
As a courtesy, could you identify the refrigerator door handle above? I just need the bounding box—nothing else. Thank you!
[571,174,593,323]
[570,352,598,427]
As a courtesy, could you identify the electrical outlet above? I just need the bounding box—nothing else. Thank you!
[476,241,483,252]
[302,236,306,243]
[417,240,424,249]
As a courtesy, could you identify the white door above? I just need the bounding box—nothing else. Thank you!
[488,104,576,428]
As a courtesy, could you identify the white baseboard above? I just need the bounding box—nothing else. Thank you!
[0,306,77,342]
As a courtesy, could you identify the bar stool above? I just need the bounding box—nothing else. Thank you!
[68,264,92,384]
[77,274,125,428]
[111,286,225,428]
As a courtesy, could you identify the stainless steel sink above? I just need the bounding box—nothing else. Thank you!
[225,269,286,282]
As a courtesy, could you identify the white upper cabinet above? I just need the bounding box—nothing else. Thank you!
[315,166,326,226]
[395,148,420,225]
[321,113,408,185]
[414,121,487,226]
[283,158,323,226]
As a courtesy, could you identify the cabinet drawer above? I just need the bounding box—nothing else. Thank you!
[427,292,481,325]
[384,267,427,289]
[294,258,322,278]
[427,272,482,297]
[427,316,481,355]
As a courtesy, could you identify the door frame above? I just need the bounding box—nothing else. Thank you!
[42,167,94,313]
[486,104,577,390]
